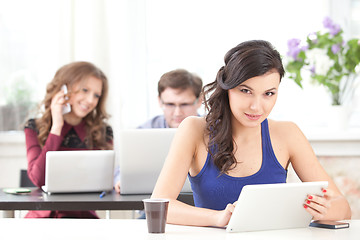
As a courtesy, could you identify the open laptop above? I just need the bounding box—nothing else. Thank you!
[119,128,192,194]
[42,150,115,194]
[226,181,328,232]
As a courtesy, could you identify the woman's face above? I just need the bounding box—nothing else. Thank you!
[228,71,280,128]
[67,76,103,121]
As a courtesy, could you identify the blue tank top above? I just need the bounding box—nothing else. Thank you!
[188,119,287,210]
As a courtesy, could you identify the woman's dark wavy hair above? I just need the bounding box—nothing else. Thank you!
[203,40,285,174]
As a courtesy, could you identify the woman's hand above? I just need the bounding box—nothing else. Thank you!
[304,188,335,220]
[50,88,68,135]
[215,202,237,227]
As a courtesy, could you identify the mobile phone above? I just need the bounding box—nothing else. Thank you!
[61,84,71,114]
[3,188,32,194]
[310,220,349,229]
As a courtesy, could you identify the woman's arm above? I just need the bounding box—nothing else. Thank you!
[25,127,63,187]
[284,122,351,220]
[25,90,67,187]
[151,117,235,227]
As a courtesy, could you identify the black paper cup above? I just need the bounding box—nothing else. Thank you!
[142,199,169,233]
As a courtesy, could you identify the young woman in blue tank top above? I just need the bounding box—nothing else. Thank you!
[152,40,351,227]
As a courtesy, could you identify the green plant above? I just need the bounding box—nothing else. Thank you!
[286,17,360,105]
[3,70,34,106]
[0,70,36,131]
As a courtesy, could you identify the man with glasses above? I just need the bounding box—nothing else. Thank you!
[114,69,202,196]
[138,69,203,128]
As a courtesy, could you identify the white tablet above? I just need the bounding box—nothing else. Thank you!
[226,181,328,233]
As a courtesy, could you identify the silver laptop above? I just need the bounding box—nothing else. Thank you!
[119,128,192,194]
[226,181,328,232]
[42,150,115,194]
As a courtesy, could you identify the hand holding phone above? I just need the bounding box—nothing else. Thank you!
[61,84,71,115]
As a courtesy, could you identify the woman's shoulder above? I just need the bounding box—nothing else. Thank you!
[267,119,309,160]
[179,116,206,131]
[267,119,303,138]
[177,116,207,140]
[268,118,298,127]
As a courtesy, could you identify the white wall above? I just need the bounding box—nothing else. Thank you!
[1,0,359,131]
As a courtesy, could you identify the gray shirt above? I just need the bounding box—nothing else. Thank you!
[137,115,169,129]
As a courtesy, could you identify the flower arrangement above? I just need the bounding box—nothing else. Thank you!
[286,17,360,105]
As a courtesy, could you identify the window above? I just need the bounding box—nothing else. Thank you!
[1,0,359,132]
[350,0,360,37]
[0,0,70,131]
[0,0,112,131]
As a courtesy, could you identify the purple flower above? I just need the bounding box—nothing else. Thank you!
[323,16,342,36]
[300,45,309,52]
[331,44,341,54]
[310,66,316,75]
[287,38,302,60]
[323,17,333,29]
[329,24,341,36]
[287,38,301,48]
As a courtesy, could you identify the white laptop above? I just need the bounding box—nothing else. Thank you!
[42,150,115,194]
[119,128,192,194]
[226,181,328,232]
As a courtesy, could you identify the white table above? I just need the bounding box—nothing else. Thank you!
[0,218,358,240]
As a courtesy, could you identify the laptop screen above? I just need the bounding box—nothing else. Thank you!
[119,128,192,194]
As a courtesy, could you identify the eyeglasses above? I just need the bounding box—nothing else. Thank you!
[161,98,199,111]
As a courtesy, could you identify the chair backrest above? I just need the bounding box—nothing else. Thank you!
[20,169,36,187]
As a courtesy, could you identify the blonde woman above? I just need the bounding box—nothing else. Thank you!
[24,61,113,218]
